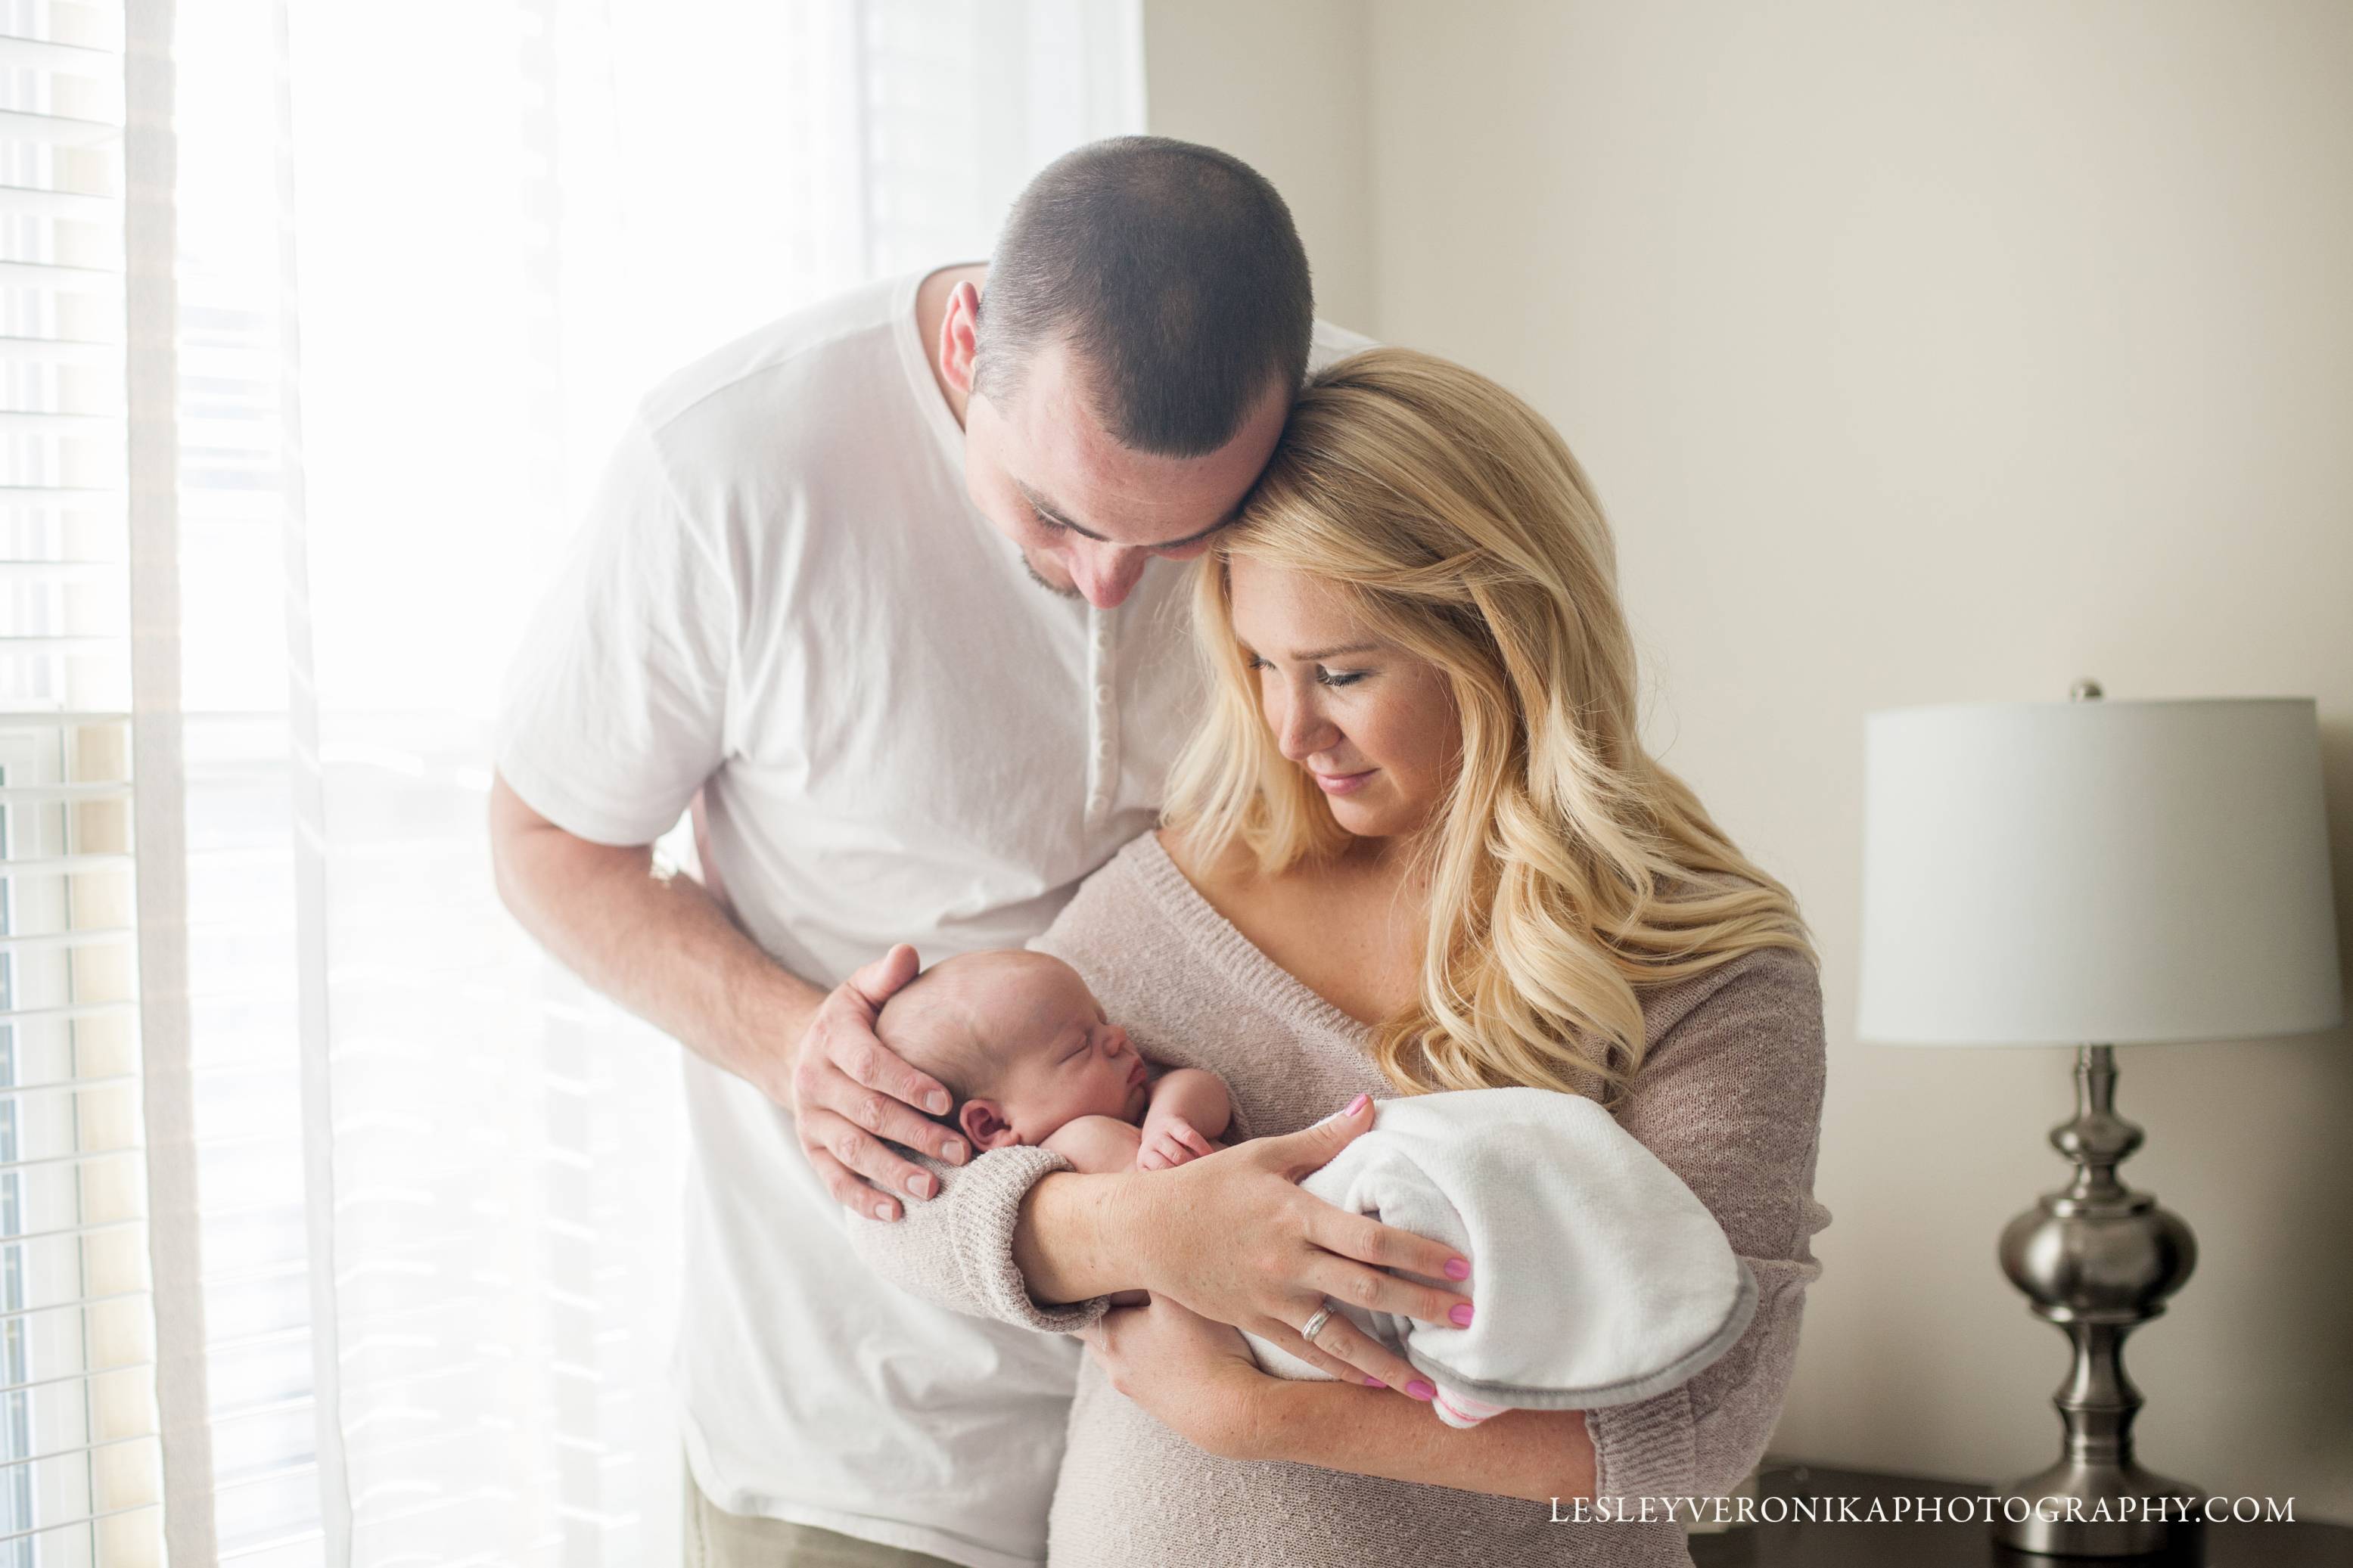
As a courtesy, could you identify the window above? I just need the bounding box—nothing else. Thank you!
[5,2,1145,1557]
[0,2,164,1560]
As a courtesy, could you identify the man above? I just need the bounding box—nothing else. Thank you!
[489,136,1368,1566]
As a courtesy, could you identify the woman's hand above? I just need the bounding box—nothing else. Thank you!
[1117,1093,1474,1400]
[1079,1297,1264,1456]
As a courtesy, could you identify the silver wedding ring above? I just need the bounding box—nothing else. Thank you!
[1298,1302,1335,1344]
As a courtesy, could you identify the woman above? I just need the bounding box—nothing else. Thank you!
[853,347,1829,1566]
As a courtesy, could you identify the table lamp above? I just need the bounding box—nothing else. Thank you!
[1855,682,2343,1557]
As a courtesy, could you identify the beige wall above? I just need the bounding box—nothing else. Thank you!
[1142,0,1378,334]
[1149,0,2353,1522]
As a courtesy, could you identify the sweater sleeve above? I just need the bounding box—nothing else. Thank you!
[844,1144,1114,1335]
[1583,946,1832,1504]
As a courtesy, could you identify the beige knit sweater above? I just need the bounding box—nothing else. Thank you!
[850,833,1830,1567]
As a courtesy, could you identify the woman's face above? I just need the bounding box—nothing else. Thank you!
[1226,559,1459,841]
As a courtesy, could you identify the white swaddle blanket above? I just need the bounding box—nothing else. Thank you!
[1242,1086,1756,1428]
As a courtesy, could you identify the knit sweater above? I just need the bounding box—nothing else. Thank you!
[850,832,1830,1567]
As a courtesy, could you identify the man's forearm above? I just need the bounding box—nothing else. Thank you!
[489,775,820,1101]
[1231,1383,1596,1505]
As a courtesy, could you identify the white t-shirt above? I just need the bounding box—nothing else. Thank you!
[496,268,1368,1567]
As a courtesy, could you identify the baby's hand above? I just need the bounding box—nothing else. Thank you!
[1136,1114,1215,1172]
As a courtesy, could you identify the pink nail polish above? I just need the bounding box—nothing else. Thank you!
[1364,1377,1386,1389]
[1344,1092,1369,1116]
[1444,1256,1470,1281]
[1449,1303,1475,1327]
[1406,1379,1435,1401]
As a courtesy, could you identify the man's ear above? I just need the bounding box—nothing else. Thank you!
[938,280,981,398]
[958,1098,1020,1151]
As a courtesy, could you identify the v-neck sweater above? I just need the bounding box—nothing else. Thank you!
[850,832,1830,1566]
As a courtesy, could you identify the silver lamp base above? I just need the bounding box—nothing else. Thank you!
[1998,1451,2202,1557]
[1994,1044,2199,1557]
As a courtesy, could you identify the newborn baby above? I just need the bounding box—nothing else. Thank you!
[872,955,1756,1435]
[876,949,1233,1175]
[1242,1087,1758,1429]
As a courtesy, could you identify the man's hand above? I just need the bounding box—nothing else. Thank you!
[788,944,971,1221]
[489,777,971,1223]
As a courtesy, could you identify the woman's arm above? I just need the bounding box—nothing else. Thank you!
[845,1097,1477,1381]
[1232,1383,1596,1504]
[1580,946,1831,1503]
[1081,1294,1596,1503]
[842,1146,1118,1333]
[1011,1167,1145,1300]
[1085,949,1823,1502]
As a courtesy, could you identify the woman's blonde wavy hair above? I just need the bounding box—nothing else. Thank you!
[1164,347,1815,1104]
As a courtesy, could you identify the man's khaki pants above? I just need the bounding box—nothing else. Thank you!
[682,1459,961,1568]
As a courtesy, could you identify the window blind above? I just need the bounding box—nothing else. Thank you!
[0,2,1150,1560]
[0,0,173,1562]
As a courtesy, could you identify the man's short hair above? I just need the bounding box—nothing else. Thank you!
[974,135,1313,458]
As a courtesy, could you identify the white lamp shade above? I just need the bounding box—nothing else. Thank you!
[1857,697,2344,1046]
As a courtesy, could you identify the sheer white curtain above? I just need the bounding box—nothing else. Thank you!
[0,0,1138,1561]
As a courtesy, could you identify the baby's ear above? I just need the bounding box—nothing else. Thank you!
[959,1100,1021,1150]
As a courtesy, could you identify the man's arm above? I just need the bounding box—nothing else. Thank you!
[487,772,967,1217]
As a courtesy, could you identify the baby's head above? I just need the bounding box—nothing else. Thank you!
[877,949,1147,1153]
